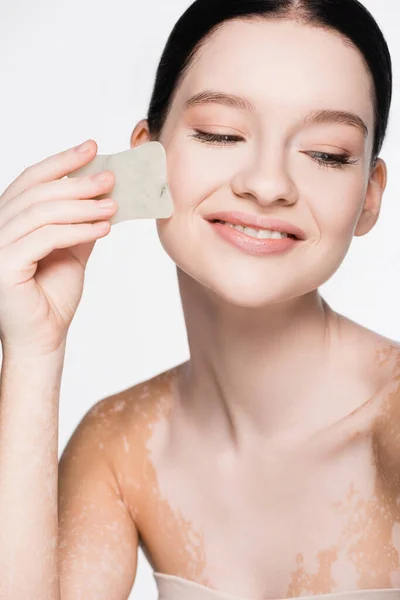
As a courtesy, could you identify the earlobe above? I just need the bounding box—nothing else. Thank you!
[130,119,151,148]
[354,158,387,237]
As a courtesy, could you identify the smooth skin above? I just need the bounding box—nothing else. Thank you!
[1,16,399,600]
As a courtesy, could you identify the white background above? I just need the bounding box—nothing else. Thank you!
[0,1,399,598]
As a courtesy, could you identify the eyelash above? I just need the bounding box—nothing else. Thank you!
[189,130,358,169]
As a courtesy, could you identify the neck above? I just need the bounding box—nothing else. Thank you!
[176,267,349,451]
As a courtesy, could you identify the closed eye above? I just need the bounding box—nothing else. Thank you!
[306,151,359,169]
[189,130,244,146]
[190,130,244,145]
[188,130,359,169]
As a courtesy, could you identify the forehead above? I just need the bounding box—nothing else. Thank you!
[179,19,373,123]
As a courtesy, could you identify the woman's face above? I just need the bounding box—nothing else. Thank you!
[150,19,386,307]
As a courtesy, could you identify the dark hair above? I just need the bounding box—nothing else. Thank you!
[147,0,392,167]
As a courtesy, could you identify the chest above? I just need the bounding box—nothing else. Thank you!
[137,430,400,598]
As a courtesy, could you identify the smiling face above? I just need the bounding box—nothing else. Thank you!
[133,18,387,308]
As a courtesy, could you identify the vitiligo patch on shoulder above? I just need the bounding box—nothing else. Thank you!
[67,142,173,225]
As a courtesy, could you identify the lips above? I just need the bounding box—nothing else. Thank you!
[204,211,307,240]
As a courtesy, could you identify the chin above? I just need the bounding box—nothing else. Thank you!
[156,221,342,309]
[198,271,317,309]
[176,250,318,309]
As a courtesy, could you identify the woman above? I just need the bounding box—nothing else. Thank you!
[0,0,398,598]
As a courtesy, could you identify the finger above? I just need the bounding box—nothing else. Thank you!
[69,239,98,268]
[0,198,117,249]
[0,222,111,285]
[0,139,99,208]
[0,170,116,226]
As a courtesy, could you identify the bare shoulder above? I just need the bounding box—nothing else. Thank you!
[337,312,400,387]
[87,363,184,522]
[89,363,182,437]
[363,333,400,483]
[57,368,184,599]
[342,318,400,460]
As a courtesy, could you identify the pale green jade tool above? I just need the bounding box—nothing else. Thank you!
[67,141,173,225]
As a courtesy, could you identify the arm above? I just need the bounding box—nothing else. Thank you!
[0,347,65,599]
[58,394,139,600]
[0,346,138,600]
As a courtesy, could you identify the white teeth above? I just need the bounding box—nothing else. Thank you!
[225,223,289,239]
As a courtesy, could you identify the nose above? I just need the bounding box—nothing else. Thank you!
[230,145,298,207]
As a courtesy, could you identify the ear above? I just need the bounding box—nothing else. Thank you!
[130,119,151,148]
[354,158,387,237]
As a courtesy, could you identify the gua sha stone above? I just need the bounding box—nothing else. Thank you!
[67,141,173,225]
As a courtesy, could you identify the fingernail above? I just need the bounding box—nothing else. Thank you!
[75,140,92,153]
[92,171,109,182]
[98,199,115,209]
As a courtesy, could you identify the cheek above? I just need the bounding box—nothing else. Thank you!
[165,144,205,212]
[301,173,367,281]
[164,137,235,214]
[155,143,204,265]
[306,173,366,238]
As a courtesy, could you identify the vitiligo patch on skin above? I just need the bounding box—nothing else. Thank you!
[129,347,400,598]
[110,368,209,585]
[67,142,173,224]
[59,345,400,598]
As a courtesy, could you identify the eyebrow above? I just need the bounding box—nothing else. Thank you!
[184,90,369,138]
